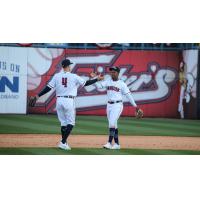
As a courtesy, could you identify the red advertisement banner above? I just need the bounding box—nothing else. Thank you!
[28,49,181,117]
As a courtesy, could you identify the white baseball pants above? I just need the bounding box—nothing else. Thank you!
[106,102,123,128]
[56,97,76,126]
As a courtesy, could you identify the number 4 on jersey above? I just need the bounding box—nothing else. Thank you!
[62,78,67,87]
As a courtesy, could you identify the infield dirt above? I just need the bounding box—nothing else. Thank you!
[0,134,200,150]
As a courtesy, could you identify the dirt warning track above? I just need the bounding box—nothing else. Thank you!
[0,134,200,150]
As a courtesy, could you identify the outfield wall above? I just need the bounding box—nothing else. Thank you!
[0,47,28,113]
[1,46,198,118]
[27,48,181,117]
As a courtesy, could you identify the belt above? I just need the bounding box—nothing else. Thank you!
[57,96,75,99]
[108,100,122,104]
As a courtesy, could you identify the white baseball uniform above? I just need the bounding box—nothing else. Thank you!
[97,78,137,128]
[48,70,86,126]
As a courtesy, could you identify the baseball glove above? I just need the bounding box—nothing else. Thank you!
[135,108,143,119]
[29,96,38,107]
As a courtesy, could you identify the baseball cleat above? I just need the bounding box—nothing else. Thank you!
[103,142,112,149]
[58,142,71,150]
[111,143,120,150]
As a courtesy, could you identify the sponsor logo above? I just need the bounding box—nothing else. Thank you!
[0,61,21,99]
[75,62,178,109]
[0,76,19,93]
[33,52,178,112]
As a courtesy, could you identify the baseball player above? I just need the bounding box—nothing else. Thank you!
[29,59,104,150]
[93,66,143,150]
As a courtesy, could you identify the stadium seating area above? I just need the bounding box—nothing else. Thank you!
[0,43,199,50]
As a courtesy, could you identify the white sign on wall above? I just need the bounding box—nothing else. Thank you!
[0,47,28,113]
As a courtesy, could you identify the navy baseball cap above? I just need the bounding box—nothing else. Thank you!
[109,66,120,73]
[62,59,73,67]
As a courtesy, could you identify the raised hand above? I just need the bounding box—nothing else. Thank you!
[90,72,97,78]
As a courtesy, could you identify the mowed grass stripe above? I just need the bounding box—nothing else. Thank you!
[0,115,107,128]
[0,115,200,136]
[79,116,200,134]
[0,124,59,134]
[0,124,45,134]
[0,120,60,133]
[0,115,108,134]
[0,115,59,125]
[2,114,199,129]
[0,114,106,123]
[149,118,200,126]
[118,123,200,136]
[1,114,200,126]
[119,118,200,130]
[1,116,199,136]
[0,148,200,155]
[82,117,200,135]
[121,119,200,129]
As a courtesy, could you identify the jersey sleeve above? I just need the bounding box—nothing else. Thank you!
[47,74,56,88]
[97,80,108,89]
[75,74,86,87]
[125,92,137,107]
[121,82,130,95]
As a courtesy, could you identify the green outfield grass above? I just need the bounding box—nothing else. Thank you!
[0,114,200,136]
[0,147,200,155]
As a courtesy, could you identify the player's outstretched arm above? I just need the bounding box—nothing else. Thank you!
[125,92,137,107]
[29,86,52,107]
[84,73,104,86]
[125,92,143,118]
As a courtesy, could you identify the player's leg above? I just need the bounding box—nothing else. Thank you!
[114,128,119,144]
[61,124,73,145]
[108,104,115,144]
[56,99,71,150]
[113,104,123,146]
[108,127,115,144]
[104,104,122,149]
[108,105,115,144]
[109,104,123,149]
[56,98,67,140]
[103,104,113,149]
[61,100,75,147]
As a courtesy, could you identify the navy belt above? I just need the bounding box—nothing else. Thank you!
[57,96,75,99]
[108,100,122,104]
